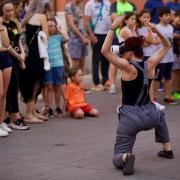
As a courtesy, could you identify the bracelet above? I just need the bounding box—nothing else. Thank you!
[109,26,116,31]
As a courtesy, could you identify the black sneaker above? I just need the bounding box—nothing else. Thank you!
[158,150,174,159]
[48,108,56,118]
[11,119,30,130]
[123,153,135,175]
[4,117,11,125]
[55,107,63,116]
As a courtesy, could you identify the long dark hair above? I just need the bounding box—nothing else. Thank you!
[137,9,151,28]
[121,11,136,28]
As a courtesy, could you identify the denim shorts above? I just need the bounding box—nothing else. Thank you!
[68,38,88,60]
[0,52,12,70]
[43,66,65,85]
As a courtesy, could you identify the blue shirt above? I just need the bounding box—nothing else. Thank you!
[166,2,180,12]
[48,34,64,68]
[144,0,164,24]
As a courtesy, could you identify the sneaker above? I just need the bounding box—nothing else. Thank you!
[48,108,56,118]
[158,150,174,159]
[0,127,8,137]
[153,101,165,111]
[164,97,178,105]
[0,123,12,133]
[171,92,180,100]
[55,107,63,116]
[123,153,135,175]
[109,84,117,94]
[11,119,30,130]
[4,117,11,125]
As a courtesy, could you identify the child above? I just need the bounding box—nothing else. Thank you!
[171,10,180,100]
[137,9,165,110]
[137,9,160,61]
[43,17,69,117]
[152,7,177,105]
[65,68,99,119]
[118,11,137,42]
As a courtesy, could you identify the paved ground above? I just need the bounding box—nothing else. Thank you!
[0,76,180,180]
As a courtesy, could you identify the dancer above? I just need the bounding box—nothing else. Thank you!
[101,16,174,175]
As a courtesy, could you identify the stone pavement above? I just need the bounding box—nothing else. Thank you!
[0,76,180,180]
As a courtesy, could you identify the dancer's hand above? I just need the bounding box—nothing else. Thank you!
[111,15,125,29]
[147,23,158,33]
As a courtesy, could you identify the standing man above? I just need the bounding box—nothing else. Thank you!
[84,0,111,91]
[109,0,136,94]
[144,0,164,24]
[65,0,89,71]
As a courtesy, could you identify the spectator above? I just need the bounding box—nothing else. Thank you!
[1,0,29,130]
[144,0,164,24]
[0,17,12,137]
[171,10,180,100]
[20,0,49,123]
[118,12,137,41]
[151,7,177,104]
[65,0,89,71]
[65,68,99,119]
[109,0,136,94]
[137,9,165,110]
[43,17,69,118]
[84,0,111,91]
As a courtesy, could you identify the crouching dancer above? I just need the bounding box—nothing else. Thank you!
[101,16,174,176]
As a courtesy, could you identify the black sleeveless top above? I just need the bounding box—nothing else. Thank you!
[121,61,151,106]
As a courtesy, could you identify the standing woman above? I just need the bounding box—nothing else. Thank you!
[21,0,48,123]
[1,0,29,130]
[0,17,12,137]
[102,16,173,175]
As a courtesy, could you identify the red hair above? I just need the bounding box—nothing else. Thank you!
[124,37,144,59]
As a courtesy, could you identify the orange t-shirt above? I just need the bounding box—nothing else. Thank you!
[65,82,87,111]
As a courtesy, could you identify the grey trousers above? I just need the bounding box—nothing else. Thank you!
[113,103,170,169]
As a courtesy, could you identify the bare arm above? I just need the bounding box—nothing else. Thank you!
[58,28,69,43]
[41,15,49,38]
[66,14,86,41]
[84,15,98,44]
[101,16,136,73]
[148,24,171,69]
[1,26,10,48]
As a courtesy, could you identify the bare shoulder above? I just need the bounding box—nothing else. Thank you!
[36,14,46,20]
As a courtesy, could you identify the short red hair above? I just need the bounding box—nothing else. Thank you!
[124,37,144,59]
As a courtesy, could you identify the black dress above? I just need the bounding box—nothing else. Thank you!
[20,24,44,103]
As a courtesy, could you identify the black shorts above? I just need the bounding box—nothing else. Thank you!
[0,52,12,70]
[154,62,173,81]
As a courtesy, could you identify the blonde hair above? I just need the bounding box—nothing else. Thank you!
[22,0,46,26]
